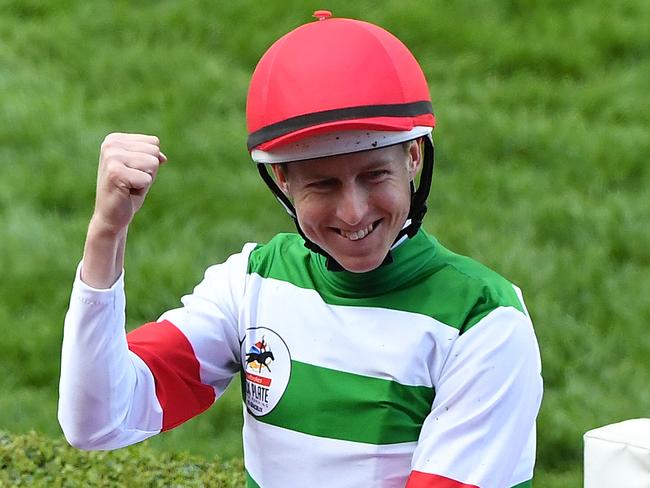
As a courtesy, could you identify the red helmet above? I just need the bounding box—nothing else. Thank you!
[246,10,435,154]
[247,11,436,269]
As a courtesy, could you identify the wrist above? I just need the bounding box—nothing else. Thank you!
[81,217,128,289]
[87,214,128,241]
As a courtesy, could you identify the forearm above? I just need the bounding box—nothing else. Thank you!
[80,217,127,289]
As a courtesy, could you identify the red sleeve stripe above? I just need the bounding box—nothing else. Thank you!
[406,471,479,488]
[127,320,216,431]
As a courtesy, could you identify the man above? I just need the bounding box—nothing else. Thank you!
[59,11,542,488]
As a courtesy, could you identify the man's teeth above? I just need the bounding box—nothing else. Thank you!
[340,223,374,241]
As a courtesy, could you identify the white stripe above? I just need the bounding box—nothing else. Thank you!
[251,126,432,163]
[411,306,541,488]
[246,275,459,388]
[508,425,536,486]
[243,412,415,488]
[158,245,255,392]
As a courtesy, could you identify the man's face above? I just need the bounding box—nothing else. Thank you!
[271,141,422,273]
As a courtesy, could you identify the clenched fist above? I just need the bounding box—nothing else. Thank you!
[81,133,167,288]
[92,132,167,235]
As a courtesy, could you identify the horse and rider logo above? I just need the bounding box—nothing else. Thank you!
[242,327,291,417]
[246,337,275,373]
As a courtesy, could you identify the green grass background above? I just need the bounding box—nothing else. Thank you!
[1,0,649,485]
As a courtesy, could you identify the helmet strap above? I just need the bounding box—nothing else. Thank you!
[394,134,435,243]
[256,134,434,272]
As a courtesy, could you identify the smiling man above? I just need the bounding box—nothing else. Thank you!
[270,140,420,273]
[59,11,543,488]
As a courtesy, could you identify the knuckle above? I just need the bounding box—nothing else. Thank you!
[101,146,122,161]
[104,162,123,180]
[102,132,120,145]
[104,170,122,187]
[145,153,159,165]
[101,136,122,152]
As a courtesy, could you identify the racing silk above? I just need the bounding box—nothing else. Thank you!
[59,230,543,488]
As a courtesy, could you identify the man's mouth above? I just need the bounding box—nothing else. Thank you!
[338,221,379,241]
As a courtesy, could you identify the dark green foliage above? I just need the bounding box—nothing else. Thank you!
[0,430,245,487]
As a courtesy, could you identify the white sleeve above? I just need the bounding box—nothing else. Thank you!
[58,264,162,450]
[58,244,254,451]
[408,306,543,488]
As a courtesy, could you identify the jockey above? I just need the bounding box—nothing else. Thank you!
[59,11,542,488]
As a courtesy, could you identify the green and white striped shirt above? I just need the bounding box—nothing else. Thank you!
[60,229,542,488]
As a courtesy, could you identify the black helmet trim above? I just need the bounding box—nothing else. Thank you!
[247,101,433,151]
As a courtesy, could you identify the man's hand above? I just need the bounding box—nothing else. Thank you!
[81,133,167,288]
[92,132,167,235]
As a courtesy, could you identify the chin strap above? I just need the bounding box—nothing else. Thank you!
[396,134,435,242]
[256,134,435,271]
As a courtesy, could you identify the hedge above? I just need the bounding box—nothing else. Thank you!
[0,431,245,487]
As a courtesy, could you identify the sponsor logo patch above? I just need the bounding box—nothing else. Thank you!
[241,327,291,416]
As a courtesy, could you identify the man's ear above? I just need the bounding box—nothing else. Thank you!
[407,138,423,180]
[270,163,290,194]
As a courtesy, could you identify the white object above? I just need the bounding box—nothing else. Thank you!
[251,126,432,163]
[584,418,650,488]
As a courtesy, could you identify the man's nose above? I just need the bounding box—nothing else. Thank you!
[336,185,367,226]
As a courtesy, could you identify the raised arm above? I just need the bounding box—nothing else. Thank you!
[81,132,166,288]
[59,134,247,450]
[59,133,168,449]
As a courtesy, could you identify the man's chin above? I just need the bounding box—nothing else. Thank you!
[316,231,394,273]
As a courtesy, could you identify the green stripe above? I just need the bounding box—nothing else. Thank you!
[252,360,434,444]
[512,480,532,488]
[246,470,261,488]
[248,230,524,333]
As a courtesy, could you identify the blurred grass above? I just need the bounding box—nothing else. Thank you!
[1,0,649,485]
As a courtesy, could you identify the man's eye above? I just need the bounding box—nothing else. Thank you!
[367,170,389,179]
[309,179,336,189]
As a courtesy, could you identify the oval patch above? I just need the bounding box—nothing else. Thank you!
[241,327,291,416]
